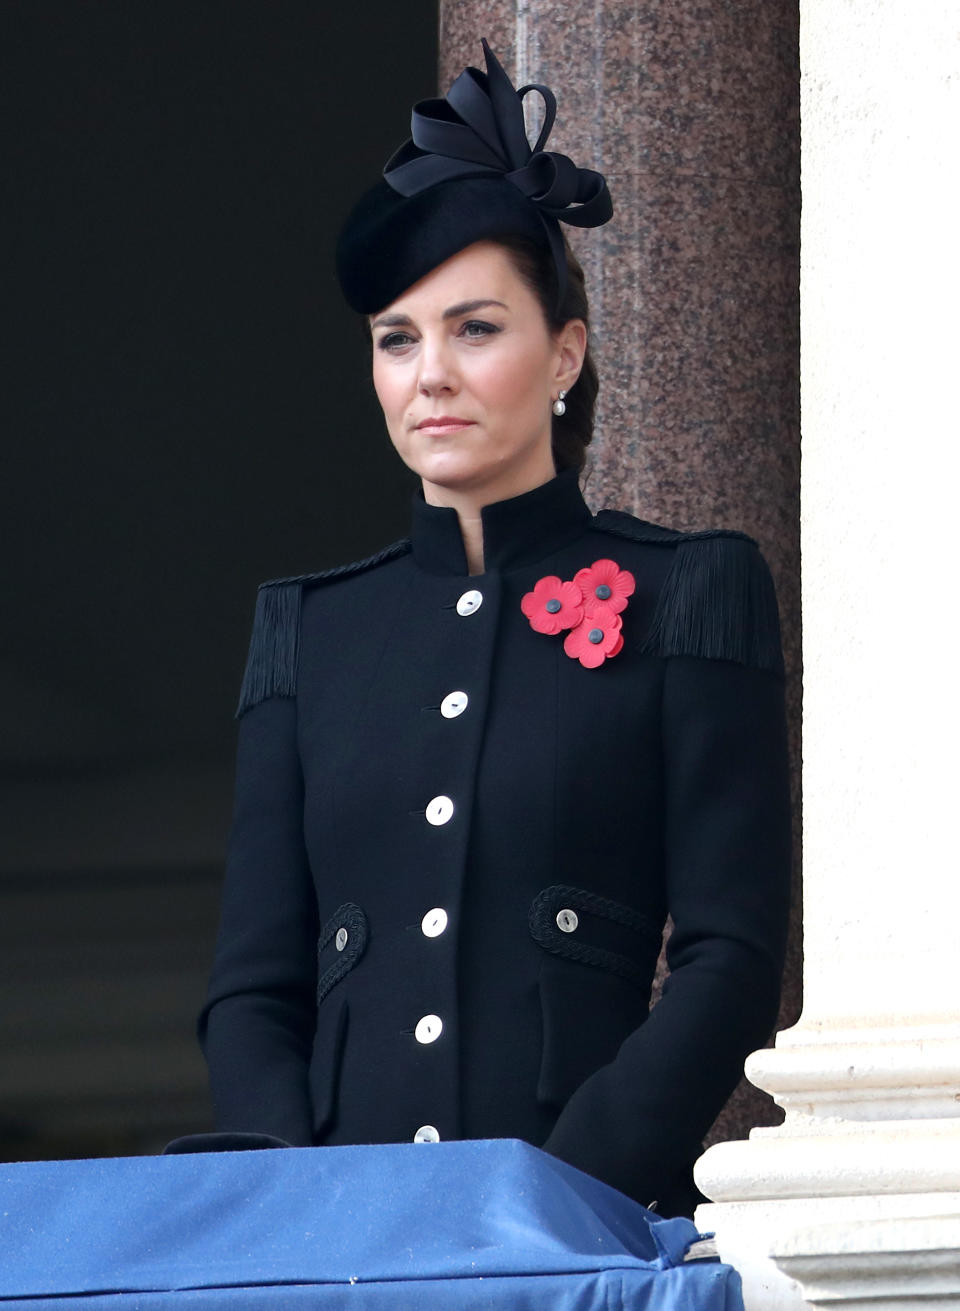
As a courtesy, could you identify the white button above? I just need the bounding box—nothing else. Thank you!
[425,795,454,826]
[440,690,469,719]
[415,1014,443,1044]
[456,589,483,616]
[556,908,579,934]
[421,908,448,938]
[335,927,349,951]
[414,1125,440,1144]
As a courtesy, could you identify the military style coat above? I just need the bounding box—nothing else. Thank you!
[199,471,792,1213]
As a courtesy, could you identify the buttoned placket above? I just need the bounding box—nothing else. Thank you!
[296,475,597,1150]
[409,575,499,1145]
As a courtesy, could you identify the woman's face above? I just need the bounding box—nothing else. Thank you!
[370,241,585,508]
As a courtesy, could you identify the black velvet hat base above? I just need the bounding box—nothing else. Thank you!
[163,1131,293,1155]
[335,176,549,314]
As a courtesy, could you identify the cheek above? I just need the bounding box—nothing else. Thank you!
[482,350,549,420]
[372,363,405,427]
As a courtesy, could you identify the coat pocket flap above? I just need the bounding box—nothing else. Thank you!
[316,903,368,1005]
[529,884,662,986]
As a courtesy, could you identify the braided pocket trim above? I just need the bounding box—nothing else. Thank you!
[529,884,662,987]
[316,903,368,1006]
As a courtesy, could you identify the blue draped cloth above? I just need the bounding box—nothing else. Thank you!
[0,1139,742,1308]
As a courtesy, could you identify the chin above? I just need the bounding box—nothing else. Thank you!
[414,456,494,491]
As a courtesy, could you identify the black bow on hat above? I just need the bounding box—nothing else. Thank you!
[382,40,612,305]
[385,40,611,228]
[335,40,612,314]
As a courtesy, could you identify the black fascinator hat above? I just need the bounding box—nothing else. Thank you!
[336,40,613,314]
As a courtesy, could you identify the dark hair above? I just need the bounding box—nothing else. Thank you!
[492,234,598,475]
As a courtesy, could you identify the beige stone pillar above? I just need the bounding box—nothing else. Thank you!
[695,1,960,1306]
[440,1,802,1146]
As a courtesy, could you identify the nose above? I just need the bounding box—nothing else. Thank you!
[417,332,458,397]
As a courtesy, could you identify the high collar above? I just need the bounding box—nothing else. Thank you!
[410,471,594,576]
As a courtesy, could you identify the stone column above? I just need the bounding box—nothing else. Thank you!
[440,2,802,1146]
[695,1,960,1306]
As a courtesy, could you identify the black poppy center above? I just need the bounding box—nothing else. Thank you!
[545,598,562,614]
[595,583,612,600]
[588,628,604,644]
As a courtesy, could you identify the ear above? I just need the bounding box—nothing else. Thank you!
[552,318,587,393]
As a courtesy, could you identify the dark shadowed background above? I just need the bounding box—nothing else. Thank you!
[1,1,437,1160]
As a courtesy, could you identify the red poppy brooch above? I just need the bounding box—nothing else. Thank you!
[521,559,635,668]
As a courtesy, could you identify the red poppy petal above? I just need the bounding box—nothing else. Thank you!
[591,559,620,584]
[588,596,627,622]
[576,641,609,668]
[562,620,588,659]
[535,575,564,599]
[527,610,558,634]
[557,604,584,632]
[616,568,636,599]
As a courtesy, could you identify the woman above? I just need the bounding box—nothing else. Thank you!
[199,42,791,1218]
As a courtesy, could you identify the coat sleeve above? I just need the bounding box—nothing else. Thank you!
[543,537,792,1207]
[198,597,319,1145]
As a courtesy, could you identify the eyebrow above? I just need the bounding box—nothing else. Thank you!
[370,299,509,330]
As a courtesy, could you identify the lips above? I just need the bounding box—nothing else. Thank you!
[415,416,475,431]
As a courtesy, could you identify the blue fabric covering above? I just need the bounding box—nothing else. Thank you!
[0,1139,742,1309]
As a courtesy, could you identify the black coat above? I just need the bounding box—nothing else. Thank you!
[199,472,791,1214]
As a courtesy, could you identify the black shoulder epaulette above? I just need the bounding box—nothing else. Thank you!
[592,507,756,548]
[592,510,783,676]
[236,538,411,717]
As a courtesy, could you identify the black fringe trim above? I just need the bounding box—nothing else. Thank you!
[593,512,782,675]
[235,580,301,718]
[641,535,784,676]
[235,538,411,717]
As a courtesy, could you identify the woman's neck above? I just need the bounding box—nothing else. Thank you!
[457,511,485,575]
[420,467,557,577]
[421,490,485,573]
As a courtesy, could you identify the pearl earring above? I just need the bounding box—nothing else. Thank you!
[552,389,567,417]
